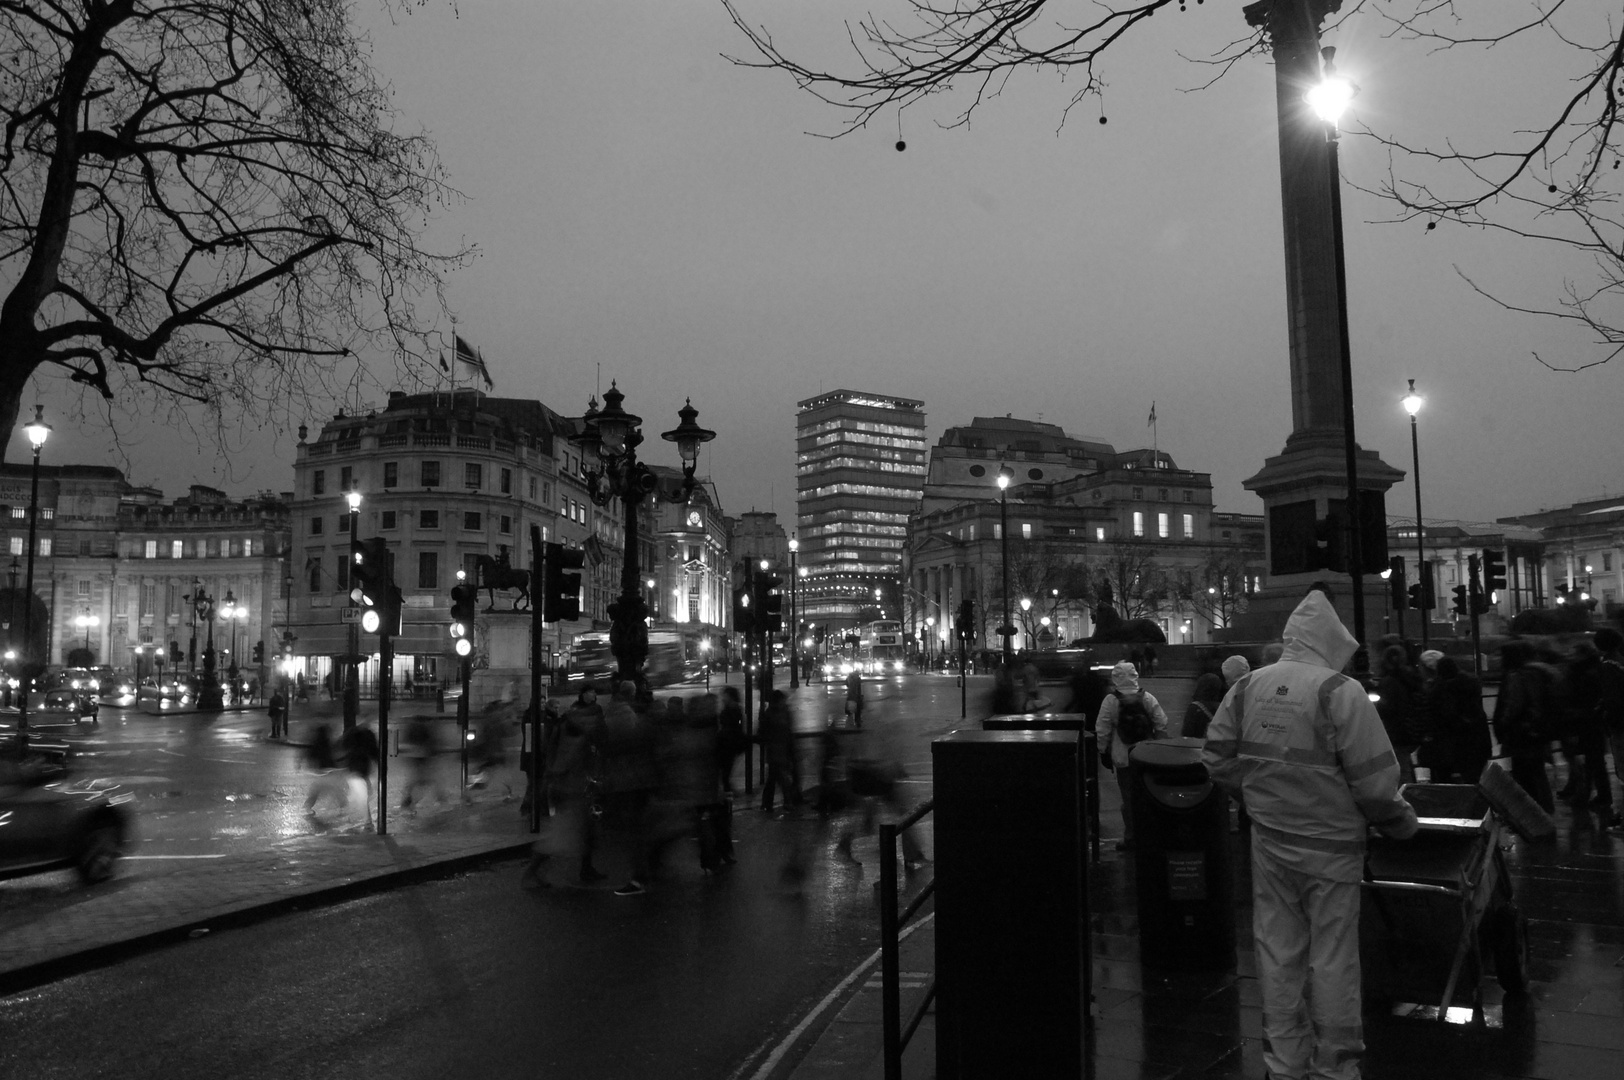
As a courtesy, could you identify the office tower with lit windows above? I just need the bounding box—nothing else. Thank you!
[796,390,927,626]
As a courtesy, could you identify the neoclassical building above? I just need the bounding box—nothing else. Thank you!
[0,464,290,678]
[905,417,1266,650]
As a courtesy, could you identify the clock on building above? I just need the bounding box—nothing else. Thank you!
[686,510,701,527]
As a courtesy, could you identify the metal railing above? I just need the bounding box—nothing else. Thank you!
[879,797,936,1080]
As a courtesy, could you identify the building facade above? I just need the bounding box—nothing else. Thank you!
[0,465,290,681]
[796,389,927,627]
[905,417,1266,650]
[287,390,730,691]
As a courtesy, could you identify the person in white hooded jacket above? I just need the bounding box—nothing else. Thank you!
[1094,660,1169,850]
[1202,590,1417,1080]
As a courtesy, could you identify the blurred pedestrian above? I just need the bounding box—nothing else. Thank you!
[758,689,802,815]
[1181,673,1227,740]
[603,681,661,896]
[470,697,517,798]
[399,714,447,812]
[1595,628,1624,795]
[845,669,865,728]
[1493,641,1556,813]
[302,723,348,818]
[989,663,1022,715]
[1220,655,1250,689]
[1019,660,1049,712]
[1143,644,1158,677]
[340,722,380,827]
[1095,661,1169,851]
[686,692,735,869]
[717,685,747,794]
[1562,642,1616,823]
[522,688,606,887]
[834,727,927,870]
[1066,663,1108,723]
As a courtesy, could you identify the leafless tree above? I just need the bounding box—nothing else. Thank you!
[1095,540,1170,621]
[723,0,1624,368]
[1175,550,1259,630]
[0,0,466,461]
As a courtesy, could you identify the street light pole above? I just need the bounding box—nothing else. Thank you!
[17,406,50,753]
[789,535,799,689]
[345,490,361,730]
[1402,380,1427,647]
[1309,52,1367,655]
[997,469,1013,667]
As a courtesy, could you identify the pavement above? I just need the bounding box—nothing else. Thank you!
[6,672,1623,1080]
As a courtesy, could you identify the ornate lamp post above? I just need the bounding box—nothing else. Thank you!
[16,406,50,752]
[192,581,222,709]
[573,384,716,681]
[74,611,100,653]
[924,615,934,670]
[1019,597,1032,652]
[996,468,1014,666]
[1401,380,1427,646]
[344,490,362,729]
[221,590,247,700]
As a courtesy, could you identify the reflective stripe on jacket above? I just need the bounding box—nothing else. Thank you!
[1203,662,1416,882]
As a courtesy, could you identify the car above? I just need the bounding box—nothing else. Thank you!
[0,753,133,884]
[36,689,99,723]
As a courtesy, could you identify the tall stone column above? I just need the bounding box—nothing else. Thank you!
[1233,0,1404,643]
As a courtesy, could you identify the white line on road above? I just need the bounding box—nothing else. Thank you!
[733,911,935,1080]
[124,854,228,860]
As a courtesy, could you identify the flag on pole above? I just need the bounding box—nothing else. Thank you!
[438,352,450,374]
[1147,401,1157,427]
[454,335,493,390]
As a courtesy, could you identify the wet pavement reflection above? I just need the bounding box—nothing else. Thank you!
[1087,763,1624,1080]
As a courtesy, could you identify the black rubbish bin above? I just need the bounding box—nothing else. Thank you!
[1128,736,1236,971]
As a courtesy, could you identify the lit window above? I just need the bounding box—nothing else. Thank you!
[1096,527,1106,542]
[1133,512,1144,537]
[1183,514,1194,539]
[10,506,23,520]
[41,508,52,520]
[145,540,157,559]
[968,524,976,541]
[994,523,1003,540]
[244,539,253,557]
[1158,513,1170,539]
[40,538,51,557]
[172,540,184,558]
[1021,522,1032,540]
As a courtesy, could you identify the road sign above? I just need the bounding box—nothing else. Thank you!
[339,606,361,624]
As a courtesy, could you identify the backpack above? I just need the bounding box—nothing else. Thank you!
[1112,691,1155,746]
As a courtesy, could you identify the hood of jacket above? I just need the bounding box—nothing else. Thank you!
[1280,590,1358,672]
[1110,661,1140,695]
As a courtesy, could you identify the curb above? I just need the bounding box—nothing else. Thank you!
[0,838,533,997]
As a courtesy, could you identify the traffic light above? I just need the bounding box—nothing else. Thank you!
[1388,557,1407,610]
[1451,585,1468,616]
[1482,549,1506,597]
[350,536,400,635]
[543,542,585,623]
[252,641,264,664]
[732,586,755,634]
[449,581,477,657]
[813,624,825,645]
[169,641,182,665]
[759,574,783,633]
[955,598,975,639]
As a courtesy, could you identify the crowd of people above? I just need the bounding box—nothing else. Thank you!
[518,678,925,895]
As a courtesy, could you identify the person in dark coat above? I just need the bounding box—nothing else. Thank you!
[1067,665,1109,724]
[757,689,801,815]
[717,685,747,793]
[1562,642,1617,824]
[844,669,865,727]
[1374,646,1423,783]
[340,723,380,827]
[1493,641,1556,813]
[1181,673,1227,739]
[1423,656,1492,785]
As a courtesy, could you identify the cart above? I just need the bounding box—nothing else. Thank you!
[1359,783,1529,1024]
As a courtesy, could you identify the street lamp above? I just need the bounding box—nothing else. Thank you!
[1308,46,1369,656]
[190,580,221,709]
[74,611,100,653]
[16,405,50,751]
[924,615,934,670]
[221,590,247,699]
[1401,379,1428,647]
[788,535,800,688]
[1020,596,1032,651]
[573,384,715,680]
[997,468,1013,666]
[344,490,362,728]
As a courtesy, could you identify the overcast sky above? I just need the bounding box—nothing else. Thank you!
[15,1,1621,526]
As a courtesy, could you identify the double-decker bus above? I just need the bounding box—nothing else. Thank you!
[859,620,908,675]
[568,626,708,688]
